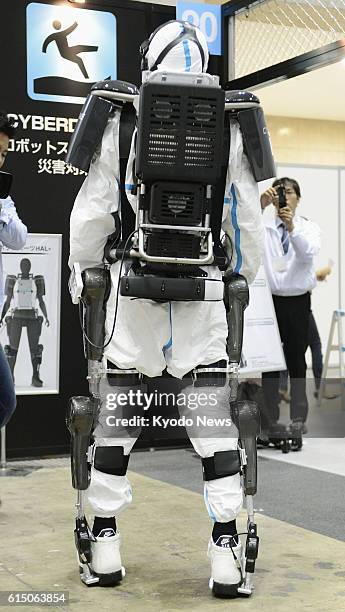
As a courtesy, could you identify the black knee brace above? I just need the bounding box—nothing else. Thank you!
[4,345,18,358]
[94,446,130,476]
[31,344,43,366]
[202,450,241,481]
[4,345,17,375]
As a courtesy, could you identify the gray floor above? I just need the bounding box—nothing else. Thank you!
[0,388,344,610]
[129,447,345,542]
[2,463,344,612]
[128,382,345,541]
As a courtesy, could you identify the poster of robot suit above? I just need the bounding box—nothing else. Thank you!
[67,21,276,598]
[0,233,61,394]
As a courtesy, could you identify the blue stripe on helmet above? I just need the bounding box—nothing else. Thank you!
[183,40,192,72]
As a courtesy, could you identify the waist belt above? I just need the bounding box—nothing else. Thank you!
[184,360,228,387]
[106,362,143,387]
[12,309,38,319]
[120,275,224,302]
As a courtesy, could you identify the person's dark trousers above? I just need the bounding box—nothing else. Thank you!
[262,292,311,424]
[0,342,16,428]
[308,311,323,390]
[279,368,288,392]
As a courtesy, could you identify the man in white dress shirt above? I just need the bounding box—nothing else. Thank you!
[260,177,321,439]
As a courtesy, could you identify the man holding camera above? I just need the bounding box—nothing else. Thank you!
[260,177,321,442]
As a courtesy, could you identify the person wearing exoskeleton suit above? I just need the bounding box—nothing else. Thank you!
[67,21,276,598]
[1,258,49,387]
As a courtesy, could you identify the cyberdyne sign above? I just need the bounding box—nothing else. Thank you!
[26,2,117,104]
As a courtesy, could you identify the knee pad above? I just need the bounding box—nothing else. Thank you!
[4,345,18,357]
[202,450,241,481]
[94,446,129,476]
[32,345,43,363]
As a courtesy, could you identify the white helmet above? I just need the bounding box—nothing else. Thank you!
[140,20,209,74]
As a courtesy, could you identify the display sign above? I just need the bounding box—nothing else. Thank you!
[27,2,117,104]
[240,265,286,375]
[176,2,222,55]
[1,234,62,395]
[6,111,85,179]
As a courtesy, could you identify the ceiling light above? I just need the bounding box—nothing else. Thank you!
[277,127,291,137]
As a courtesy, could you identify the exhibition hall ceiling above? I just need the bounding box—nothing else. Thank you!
[71,0,343,121]
[254,60,345,121]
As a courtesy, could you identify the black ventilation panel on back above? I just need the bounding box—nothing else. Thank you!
[136,82,225,183]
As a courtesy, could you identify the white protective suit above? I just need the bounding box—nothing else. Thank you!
[69,21,264,525]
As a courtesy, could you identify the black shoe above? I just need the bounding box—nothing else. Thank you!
[257,433,269,448]
[268,421,288,437]
[31,375,43,387]
[289,420,303,450]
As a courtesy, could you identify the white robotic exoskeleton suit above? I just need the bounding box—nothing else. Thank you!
[69,113,263,523]
[67,19,275,596]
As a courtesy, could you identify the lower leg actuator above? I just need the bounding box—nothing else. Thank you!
[231,400,260,496]
[244,523,259,575]
[73,510,100,587]
[232,401,260,596]
[237,520,259,596]
[75,516,94,567]
[66,396,98,490]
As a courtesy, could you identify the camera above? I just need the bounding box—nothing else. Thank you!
[0,171,13,199]
[276,183,287,209]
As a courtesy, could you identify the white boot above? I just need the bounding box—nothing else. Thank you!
[208,536,243,598]
[90,529,125,586]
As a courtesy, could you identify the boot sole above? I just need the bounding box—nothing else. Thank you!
[92,569,123,587]
[212,581,241,598]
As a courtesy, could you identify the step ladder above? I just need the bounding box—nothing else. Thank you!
[318,310,345,406]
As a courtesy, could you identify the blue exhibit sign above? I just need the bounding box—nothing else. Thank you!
[27,2,117,104]
[176,2,222,56]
